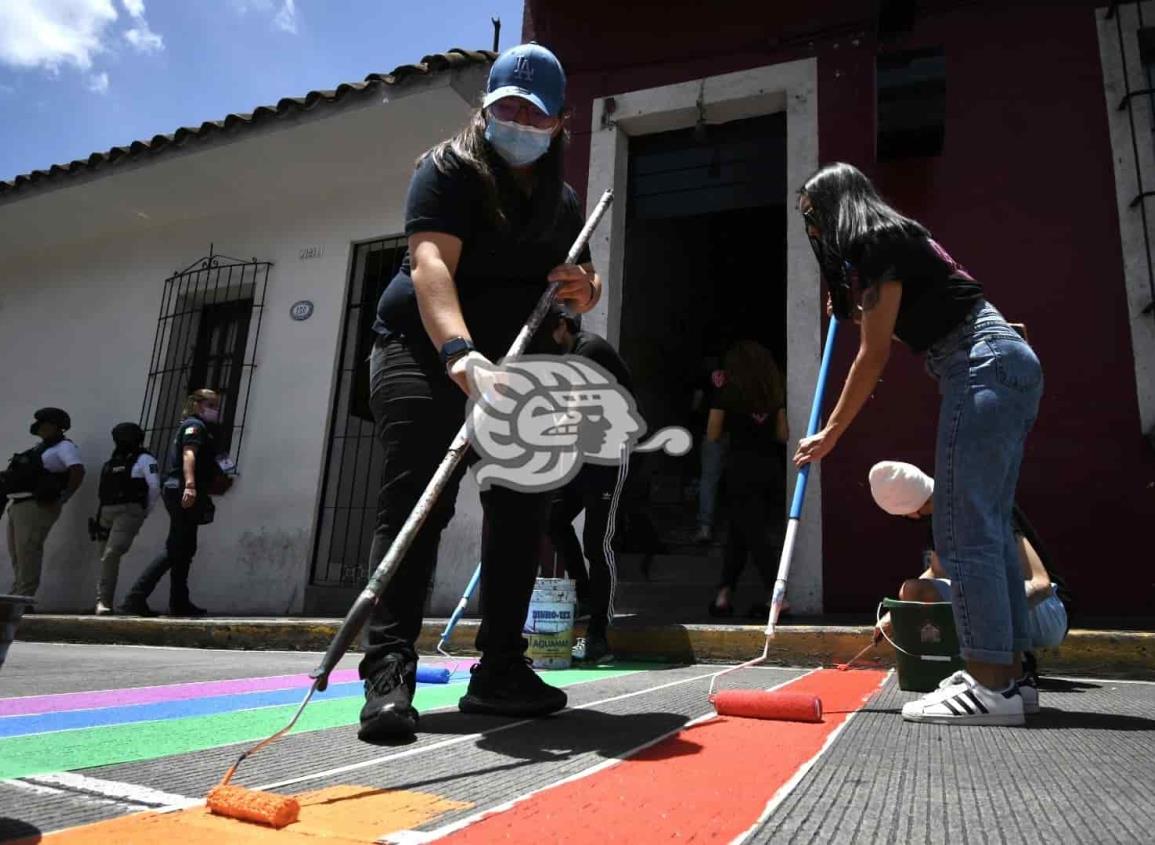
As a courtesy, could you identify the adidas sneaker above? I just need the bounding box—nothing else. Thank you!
[902,670,1025,726]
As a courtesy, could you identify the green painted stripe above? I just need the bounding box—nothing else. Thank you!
[0,665,644,780]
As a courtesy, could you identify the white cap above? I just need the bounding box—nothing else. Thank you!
[868,461,934,516]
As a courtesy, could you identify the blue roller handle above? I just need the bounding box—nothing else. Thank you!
[789,317,841,519]
[416,665,452,684]
[438,562,482,648]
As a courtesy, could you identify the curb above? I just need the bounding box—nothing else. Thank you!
[13,616,1155,680]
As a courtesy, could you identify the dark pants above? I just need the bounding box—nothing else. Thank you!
[127,489,200,608]
[360,335,549,679]
[718,450,785,594]
[548,464,624,638]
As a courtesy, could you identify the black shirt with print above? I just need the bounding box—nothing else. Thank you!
[854,234,984,353]
[373,149,592,361]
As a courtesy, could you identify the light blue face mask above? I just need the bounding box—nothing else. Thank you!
[484,115,553,167]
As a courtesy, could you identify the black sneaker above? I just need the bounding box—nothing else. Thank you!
[572,633,613,664]
[458,655,567,718]
[358,654,418,742]
[118,596,157,617]
[169,603,207,618]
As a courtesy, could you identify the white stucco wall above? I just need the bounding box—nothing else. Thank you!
[0,66,490,614]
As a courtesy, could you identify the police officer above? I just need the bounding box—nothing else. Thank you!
[534,306,635,664]
[3,408,85,604]
[92,423,160,615]
[119,390,229,617]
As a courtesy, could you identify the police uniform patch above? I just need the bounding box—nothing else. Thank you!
[185,426,198,435]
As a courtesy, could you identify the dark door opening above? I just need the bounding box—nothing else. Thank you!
[614,112,788,624]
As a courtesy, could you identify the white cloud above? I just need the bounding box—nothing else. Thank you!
[232,0,298,34]
[86,70,109,93]
[121,0,145,15]
[124,22,162,53]
[273,0,297,35]
[0,0,118,71]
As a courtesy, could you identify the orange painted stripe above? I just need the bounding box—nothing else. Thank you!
[26,786,471,844]
[435,669,886,844]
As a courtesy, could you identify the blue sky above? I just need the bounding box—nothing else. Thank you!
[0,0,524,182]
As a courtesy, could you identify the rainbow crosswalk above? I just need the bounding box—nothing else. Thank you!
[0,662,641,781]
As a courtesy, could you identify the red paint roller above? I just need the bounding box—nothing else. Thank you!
[710,690,823,723]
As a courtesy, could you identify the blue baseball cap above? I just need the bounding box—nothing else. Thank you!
[483,43,566,118]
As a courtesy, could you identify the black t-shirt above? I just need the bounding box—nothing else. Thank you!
[854,234,984,353]
[373,150,592,360]
[571,332,634,396]
[163,417,220,491]
[709,380,784,456]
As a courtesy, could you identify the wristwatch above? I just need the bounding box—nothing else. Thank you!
[439,336,475,369]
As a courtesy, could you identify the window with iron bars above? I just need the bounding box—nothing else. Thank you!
[140,249,270,468]
[310,235,407,589]
[1098,2,1155,436]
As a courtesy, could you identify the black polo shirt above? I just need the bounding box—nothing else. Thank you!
[374,149,591,360]
[162,417,220,492]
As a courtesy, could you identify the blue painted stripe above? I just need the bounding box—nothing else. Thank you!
[0,674,470,739]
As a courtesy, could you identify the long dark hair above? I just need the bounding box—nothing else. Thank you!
[423,107,568,238]
[800,162,928,262]
[723,340,784,415]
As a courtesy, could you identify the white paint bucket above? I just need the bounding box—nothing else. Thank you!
[523,578,576,670]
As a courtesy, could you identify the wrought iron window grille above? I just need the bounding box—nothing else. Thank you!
[139,246,271,468]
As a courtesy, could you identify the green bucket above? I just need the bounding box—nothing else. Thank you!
[880,598,965,692]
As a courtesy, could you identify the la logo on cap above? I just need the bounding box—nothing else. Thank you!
[512,55,534,82]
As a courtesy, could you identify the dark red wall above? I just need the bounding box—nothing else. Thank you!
[526,0,1155,619]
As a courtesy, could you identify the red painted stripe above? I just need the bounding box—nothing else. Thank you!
[437,669,886,844]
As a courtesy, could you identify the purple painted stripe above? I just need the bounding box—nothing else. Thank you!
[0,669,362,717]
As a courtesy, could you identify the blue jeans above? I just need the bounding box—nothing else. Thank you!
[926,301,1043,666]
[697,436,727,528]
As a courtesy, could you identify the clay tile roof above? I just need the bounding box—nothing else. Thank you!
[0,48,494,199]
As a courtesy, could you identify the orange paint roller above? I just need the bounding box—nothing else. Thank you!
[704,318,841,721]
[710,690,823,722]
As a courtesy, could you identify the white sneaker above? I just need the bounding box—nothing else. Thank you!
[1017,675,1040,715]
[95,602,114,616]
[902,670,1025,726]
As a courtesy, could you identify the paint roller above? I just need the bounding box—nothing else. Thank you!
[708,316,840,723]
[203,190,614,829]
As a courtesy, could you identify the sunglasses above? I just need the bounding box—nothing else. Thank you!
[487,97,561,131]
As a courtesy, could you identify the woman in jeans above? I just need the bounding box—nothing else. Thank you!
[793,162,1043,725]
[358,43,600,742]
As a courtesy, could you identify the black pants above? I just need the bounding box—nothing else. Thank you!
[360,335,548,679]
[718,450,786,594]
[127,488,200,608]
[548,464,624,638]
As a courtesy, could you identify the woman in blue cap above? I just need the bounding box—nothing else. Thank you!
[358,43,601,742]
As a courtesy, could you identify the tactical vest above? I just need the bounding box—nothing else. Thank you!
[98,450,152,507]
[0,440,69,501]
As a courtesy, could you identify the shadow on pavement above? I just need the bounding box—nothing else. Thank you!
[1027,710,1155,731]
[384,708,696,792]
[0,817,42,845]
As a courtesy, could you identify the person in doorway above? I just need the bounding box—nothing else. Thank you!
[119,390,230,618]
[690,331,729,545]
[793,162,1044,725]
[706,340,788,619]
[534,305,634,664]
[2,408,85,605]
[360,43,601,742]
[869,461,1071,712]
[91,423,161,615]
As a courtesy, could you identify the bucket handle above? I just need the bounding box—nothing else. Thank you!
[876,601,954,663]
